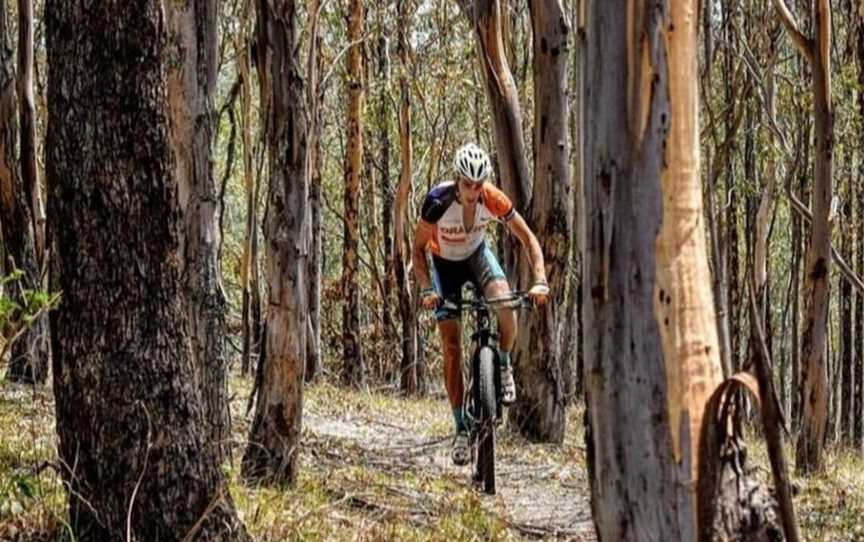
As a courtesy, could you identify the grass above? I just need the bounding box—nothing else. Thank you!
[0,370,862,540]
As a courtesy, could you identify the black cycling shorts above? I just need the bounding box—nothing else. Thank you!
[431,242,507,322]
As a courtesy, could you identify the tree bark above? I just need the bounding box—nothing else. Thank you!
[17,0,44,264]
[377,24,397,349]
[654,0,724,495]
[238,5,258,376]
[584,1,720,538]
[468,0,532,212]
[772,0,834,474]
[841,186,853,443]
[508,0,571,443]
[342,0,367,388]
[856,11,864,452]
[722,1,741,373]
[1,0,49,385]
[166,0,230,463]
[560,0,586,404]
[242,0,308,487]
[305,0,324,383]
[395,0,420,395]
[45,1,248,537]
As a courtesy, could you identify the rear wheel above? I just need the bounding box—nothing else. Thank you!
[475,346,497,495]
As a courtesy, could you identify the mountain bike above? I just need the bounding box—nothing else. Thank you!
[441,288,534,495]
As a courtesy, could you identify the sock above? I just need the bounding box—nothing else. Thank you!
[453,408,466,433]
[499,351,511,368]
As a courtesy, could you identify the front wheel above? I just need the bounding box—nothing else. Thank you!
[475,346,497,495]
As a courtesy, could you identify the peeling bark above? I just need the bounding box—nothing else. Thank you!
[167,0,229,463]
[584,2,693,539]
[242,0,308,487]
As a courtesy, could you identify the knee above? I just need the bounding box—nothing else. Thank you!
[499,310,517,332]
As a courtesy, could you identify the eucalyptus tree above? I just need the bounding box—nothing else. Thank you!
[166,0,230,462]
[45,0,248,537]
[583,1,723,538]
[242,0,310,486]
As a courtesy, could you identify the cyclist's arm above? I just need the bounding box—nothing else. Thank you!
[506,211,547,284]
[412,219,436,290]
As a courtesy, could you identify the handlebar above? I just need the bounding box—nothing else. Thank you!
[438,291,536,312]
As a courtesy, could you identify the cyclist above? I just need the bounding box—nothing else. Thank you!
[412,142,549,466]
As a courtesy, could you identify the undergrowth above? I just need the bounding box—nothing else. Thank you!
[0,371,861,541]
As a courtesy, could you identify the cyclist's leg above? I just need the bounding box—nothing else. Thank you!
[468,243,518,403]
[439,319,464,424]
[431,256,466,432]
[467,243,517,353]
[432,256,471,465]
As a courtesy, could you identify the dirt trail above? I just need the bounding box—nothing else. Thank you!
[301,405,596,540]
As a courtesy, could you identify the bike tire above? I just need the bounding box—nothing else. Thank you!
[476,346,497,495]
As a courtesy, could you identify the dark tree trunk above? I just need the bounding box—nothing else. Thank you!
[167,0,230,463]
[45,1,248,538]
[722,3,741,373]
[508,0,571,443]
[4,0,49,385]
[242,0,308,486]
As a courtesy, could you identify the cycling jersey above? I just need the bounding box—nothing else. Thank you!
[420,181,516,261]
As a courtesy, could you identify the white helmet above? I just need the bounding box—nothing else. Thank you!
[454,143,492,182]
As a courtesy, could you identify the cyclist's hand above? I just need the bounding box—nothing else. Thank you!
[528,279,549,306]
[420,287,441,310]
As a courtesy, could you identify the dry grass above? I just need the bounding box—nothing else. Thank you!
[0,370,862,541]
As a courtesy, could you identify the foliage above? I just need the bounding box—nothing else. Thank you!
[0,270,59,365]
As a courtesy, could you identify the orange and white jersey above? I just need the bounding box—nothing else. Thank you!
[420,181,515,261]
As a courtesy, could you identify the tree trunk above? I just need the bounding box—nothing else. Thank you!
[751,35,778,375]
[45,1,248,537]
[722,3,741,373]
[238,7,258,376]
[395,0,420,395]
[655,0,726,476]
[342,0,367,388]
[166,0,229,463]
[305,0,324,383]
[584,1,720,538]
[841,187,853,443]
[774,0,834,474]
[1,0,49,386]
[242,0,308,486]
[468,0,531,213]
[378,25,396,349]
[560,0,583,405]
[507,0,571,443]
[856,12,864,452]
[17,0,44,264]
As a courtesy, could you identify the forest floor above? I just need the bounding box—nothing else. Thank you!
[0,370,863,541]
